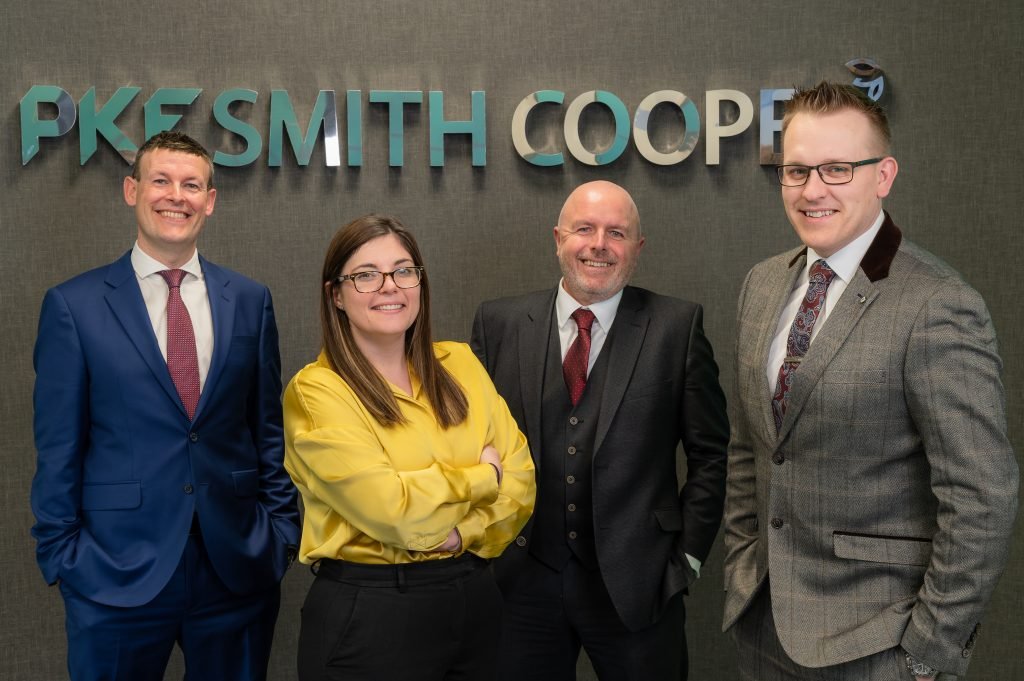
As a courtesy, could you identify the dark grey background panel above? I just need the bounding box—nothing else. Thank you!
[2,1,1022,678]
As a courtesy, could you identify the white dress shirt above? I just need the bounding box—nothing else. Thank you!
[766,210,885,393]
[554,281,622,375]
[131,243,214,391]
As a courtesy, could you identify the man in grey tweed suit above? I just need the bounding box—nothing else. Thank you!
[723,81,1018,681]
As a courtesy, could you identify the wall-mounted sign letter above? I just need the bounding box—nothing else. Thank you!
[632,90,700,166]
[705,89,753,165]
[511,90,565,167]
[144,88,201,141]
[564,91,630,166]
[429,91,486,167]
[758,88,795,165]
[212,89,261,167]
[79,87,141,165]
[368,90,423,167]
[269,90,340,166]
[20,86,76,165]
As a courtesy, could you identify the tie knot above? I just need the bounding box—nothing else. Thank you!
[809,259,836,285]
[159,269,187,289]
[571,308,596,332]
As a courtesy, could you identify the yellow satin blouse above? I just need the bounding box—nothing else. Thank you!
[283,341,535,564]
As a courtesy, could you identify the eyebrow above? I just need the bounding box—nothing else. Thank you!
[350,257,415,270]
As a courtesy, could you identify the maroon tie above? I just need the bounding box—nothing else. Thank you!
[158,269,201,420]
[771,259,836,432]
[563,308,596,406]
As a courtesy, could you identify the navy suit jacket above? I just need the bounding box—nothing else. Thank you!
[31,251,300,607]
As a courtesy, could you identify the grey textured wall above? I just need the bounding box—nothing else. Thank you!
[2,1,1022,679]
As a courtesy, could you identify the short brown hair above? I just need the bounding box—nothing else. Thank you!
[319,214,468,428]
[782,81,891,154]
[132,131,214,187]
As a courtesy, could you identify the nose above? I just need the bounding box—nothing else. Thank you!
[379,272,400,292]
[801,170,828,199]
[590,229,609,250]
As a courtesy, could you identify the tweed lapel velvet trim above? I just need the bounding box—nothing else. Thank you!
[786,211,902,283]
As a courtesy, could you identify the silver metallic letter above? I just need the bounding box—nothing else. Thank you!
[632,90,700,166]
[511,90,564,166]
[705,89,754,165]
[564,91,630,166]
[759,88,794,165]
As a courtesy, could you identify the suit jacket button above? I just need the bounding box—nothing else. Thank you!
[566,475,576,484]
[568,503,577,512]
[183,484,194,494]
[772,453,785,465]
[567,446,577,455]
[569,416,579,425]
[189,432,199,442]
[962,649,971,658]
[515,536,527,547]
[568,531,578,539]
[770,518,784,529]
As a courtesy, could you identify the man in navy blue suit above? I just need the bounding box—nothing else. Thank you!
[31,131,300,681]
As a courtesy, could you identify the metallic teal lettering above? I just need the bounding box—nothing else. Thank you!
[78,87,140,165]
[368,91,423,167]
[347,90,362,167]
[20,85,76,165]
[144,88,201,140]
[593,91,630,165]
[212,89,262,167]
[268,90,339,167]
[428,91,486,166]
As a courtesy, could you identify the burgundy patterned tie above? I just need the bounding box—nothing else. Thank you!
[158,269,201,420]
[771,259,836,432]
[563,308,596,406]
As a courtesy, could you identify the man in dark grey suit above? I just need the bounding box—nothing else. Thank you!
[723,82,1018,680]
[472,180,729,680]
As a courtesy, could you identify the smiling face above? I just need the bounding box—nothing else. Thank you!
[554,181,644,305]
[333,233,422,352]
[123,148,216,267]
[781,109,897,257]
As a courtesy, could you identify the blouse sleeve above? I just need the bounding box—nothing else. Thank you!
[285,367,500,552]
[451,348,537,558]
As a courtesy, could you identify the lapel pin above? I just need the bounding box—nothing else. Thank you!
[856,293,867,304]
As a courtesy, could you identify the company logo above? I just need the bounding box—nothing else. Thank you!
[19,60,886,169]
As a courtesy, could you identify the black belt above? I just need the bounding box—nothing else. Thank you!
[313,554,487,591]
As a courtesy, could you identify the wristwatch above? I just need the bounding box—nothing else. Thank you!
[904,651,938,677]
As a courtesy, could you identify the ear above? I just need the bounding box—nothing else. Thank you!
[204,187,217,216]
[123,176,138,206]
[552,225,562,252]
[875,156,898,199]
[331,284,345,311]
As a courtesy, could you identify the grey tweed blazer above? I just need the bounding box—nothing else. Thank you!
[722,214,1018,676]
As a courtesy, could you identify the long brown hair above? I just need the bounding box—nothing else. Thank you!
[319,214,468,428]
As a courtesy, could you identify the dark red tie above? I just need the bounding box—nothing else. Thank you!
[563,308,596,406]
[771,259,835,432]
[158,269,201,420]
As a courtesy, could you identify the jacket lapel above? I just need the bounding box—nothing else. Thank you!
[104,252,185,416]
[774,214,902,440]
[755,250,805,441]
[518,290,555,469]
[594,287,647,454]
[194,256,235,423]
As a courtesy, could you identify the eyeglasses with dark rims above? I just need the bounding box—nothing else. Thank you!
[335,266,425,293]
[776,158,883,186]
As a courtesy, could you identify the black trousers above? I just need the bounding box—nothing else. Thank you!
[297,554,502,681]
[497,553,687,681]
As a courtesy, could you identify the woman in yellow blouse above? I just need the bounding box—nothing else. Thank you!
[283,214,535,681]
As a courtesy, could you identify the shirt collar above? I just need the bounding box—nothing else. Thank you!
[555,279,624,332]
[805,210,885,285]
[131,241,203,281]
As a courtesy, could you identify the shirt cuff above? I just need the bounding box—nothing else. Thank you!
[685,553,701,578]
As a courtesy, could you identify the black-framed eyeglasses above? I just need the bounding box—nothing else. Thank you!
[776,158,883,186]
[335,266,425,293]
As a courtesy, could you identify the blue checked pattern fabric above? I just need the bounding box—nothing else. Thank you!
[771,259,835,432]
